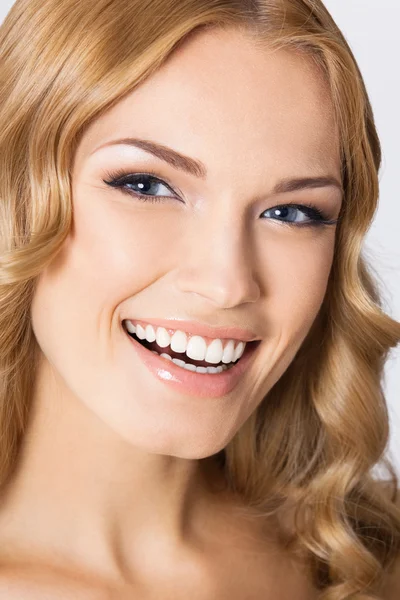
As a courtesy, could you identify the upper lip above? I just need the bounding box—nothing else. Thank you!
[122,317,260,342]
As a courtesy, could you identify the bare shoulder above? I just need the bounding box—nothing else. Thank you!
[0,564,112,599]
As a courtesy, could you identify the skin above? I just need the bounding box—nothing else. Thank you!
[0,27,344,598]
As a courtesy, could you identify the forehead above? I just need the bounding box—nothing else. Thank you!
[80,28,340,180]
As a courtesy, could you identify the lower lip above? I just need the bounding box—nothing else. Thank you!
[124,330,260,399]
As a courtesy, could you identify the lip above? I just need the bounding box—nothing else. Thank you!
[122,317,260,342]
[123,327,261,399]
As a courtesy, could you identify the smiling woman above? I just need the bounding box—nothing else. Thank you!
[0,0,399,599]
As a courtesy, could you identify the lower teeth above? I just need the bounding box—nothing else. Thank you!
[151,351,234,374]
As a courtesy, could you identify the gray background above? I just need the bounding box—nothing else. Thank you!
[1,0,399,472]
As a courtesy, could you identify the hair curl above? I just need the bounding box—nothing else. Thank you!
[1,0,399,597]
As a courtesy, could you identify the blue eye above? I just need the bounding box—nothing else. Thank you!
[261,203,337,228]
[103,171,338,228]
[104,171,176,200]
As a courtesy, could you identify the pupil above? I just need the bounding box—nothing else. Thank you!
[275,207,289,218]
[136,177,154,194]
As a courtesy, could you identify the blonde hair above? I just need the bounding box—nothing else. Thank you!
[1,0,399,597]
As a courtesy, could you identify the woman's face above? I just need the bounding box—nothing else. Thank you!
[30,28,342,458]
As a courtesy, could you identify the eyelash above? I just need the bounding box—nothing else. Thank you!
[103,169,338,229]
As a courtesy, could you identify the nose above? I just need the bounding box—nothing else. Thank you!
[176,210,261,309]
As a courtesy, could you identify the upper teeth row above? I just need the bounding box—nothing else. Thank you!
[125,320,246,364]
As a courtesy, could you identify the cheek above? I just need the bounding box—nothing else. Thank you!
[261,233,335,339]
[68,191,184,300]
[29,193,185,369]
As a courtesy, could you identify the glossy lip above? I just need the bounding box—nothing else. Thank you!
[123,327,261,399]
[122,317,260,342]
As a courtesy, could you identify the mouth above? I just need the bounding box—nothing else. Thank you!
[122,320,259,373]
[122,320,262,398]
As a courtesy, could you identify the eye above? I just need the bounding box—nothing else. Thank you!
[103,171,177,202]
[261,203,338,228]
[103,170,338,228]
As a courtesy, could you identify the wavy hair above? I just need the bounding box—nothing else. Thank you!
[1,0,399,597]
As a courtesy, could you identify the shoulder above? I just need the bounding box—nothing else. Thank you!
[0,565,111,599]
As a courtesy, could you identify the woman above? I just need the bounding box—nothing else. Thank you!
[0,0,399,597]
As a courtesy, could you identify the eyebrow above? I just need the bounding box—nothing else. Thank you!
[93,137,343,195]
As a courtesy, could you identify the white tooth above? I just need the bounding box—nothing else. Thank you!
[215,365,224,373]
[156,327,171,348]
[160,353,172,361]
[183,363,196,372]
[221,340,235,364]
[206,366,218,373]
[233,341,245,361]
[186,335,207,361]
[204,339,224,364]
[145,324,156,342]
[195,366,208,373]
[136,323,146,340]
[170,330,188,353]
[172,358,186,367]
[126,320,136,334]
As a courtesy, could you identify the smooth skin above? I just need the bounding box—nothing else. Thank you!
[0,26,396,599]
